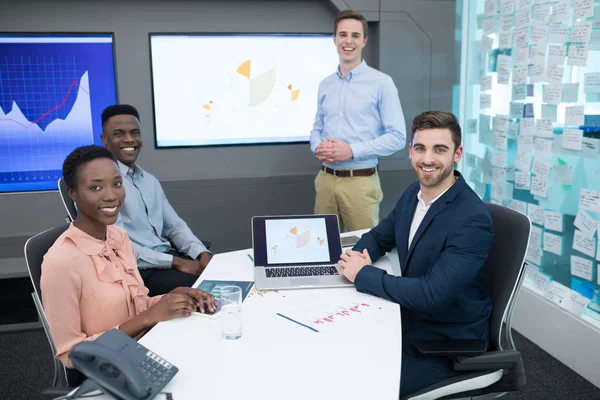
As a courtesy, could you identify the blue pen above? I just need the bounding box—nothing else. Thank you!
[276,313,319,333]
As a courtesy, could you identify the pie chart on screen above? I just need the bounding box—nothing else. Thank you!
[236,59,276,106]
[286,226,311,248]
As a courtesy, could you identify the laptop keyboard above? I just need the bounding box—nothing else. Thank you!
[265,266,339,278]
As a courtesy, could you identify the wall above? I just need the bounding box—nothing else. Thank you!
[0,0,456,265]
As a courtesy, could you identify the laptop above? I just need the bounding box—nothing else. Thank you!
[252,214,353,290]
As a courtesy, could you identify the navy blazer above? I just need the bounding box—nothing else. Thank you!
[354,171,493,354]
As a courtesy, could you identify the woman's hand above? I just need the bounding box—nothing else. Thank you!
[171,287,217,314]
[147,292,198,324]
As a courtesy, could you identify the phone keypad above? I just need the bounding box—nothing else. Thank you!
[140,351,174,386]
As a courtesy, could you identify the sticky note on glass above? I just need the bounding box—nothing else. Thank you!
[571,255,593,281]
[549,23,568,43]
[573,229,596,259]
[542,85,562,105]
[542,104,558,122]
[533,4,551,24]
[515,171,532,189]
[579,188,600,212]
[512,84,527,100]
[546,65,564,86]
[526,245,542,266]
[531,175,549,198]
[553,163,572,185]
[561,83,579,103]
[524,103,535,118]
[480,93,492,109]
[527,84,534,96]
[584,73,600,94]
[562,128,583,151]
[574,209,597,237]
[551,1,570,23]
[481,75,493,91]
[527,203,546,226]
[574,0,594,18]
[567,45,588,67]
[570,21,592,43]
[530,225,543,247]
[544,210,564,232]
[544,232,563,256]
[565,105,585,126]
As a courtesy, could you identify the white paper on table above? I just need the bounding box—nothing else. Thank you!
[526,245,543,265]
[480,93,492,109]
[562,129,583,150]
[552,1,570,22]
[500,16,514,32]
[542,104,558,122]
[481,75,493,91]
[567,45,588,67]
[545,210,564,232]
[493,114,509,132]
[512,84,527,100]
[518,135,534,153]
[512,66,528,84]
[515,151,532,171]
[514,26,530,47]
[571,254,593,281]
[574,209,597,237]
[529,64,545,83]
[515,170,532,189]
[529,45,546,64]
[520,118,535,136]
[531,174,549,197]
[553,164,572,185]
[528,203,546,226]
[544,281,570,306]
[563,290,591,316]
[530,225,543,247]
[574,0,594,19]
[571,21,592,43]
[579,188,600,212]
[509,102,524,119]
[547,45,567,66]
[544,231,563,255]
[532,159,551,176]
[542,85,562,105]
[499,32,513,49]
[534,137,553,158]
[565,105,585,126]
[549,23,568,43]
[561,83,579,102]
[531,25,548,44]
[584,72,600,94]
[533,4,551,24]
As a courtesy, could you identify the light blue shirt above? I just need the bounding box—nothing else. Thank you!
[115,161,208,269]
[310,60,406,169]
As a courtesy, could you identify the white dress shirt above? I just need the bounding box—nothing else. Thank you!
[408,184,455,248]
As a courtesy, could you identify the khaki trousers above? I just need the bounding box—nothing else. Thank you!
[314,170,383,232]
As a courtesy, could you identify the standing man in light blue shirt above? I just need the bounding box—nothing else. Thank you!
[101,104,212,295]
[311,10,406,231]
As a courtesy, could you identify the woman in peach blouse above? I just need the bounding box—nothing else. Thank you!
[41,145,216,368]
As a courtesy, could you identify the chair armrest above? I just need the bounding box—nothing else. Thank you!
[454,349,522,371]
[412,339,487,357]
[40,387,75,400]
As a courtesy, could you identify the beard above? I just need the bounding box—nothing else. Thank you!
[412,162,454,188]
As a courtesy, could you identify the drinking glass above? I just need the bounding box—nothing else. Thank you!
[220,285,242,339]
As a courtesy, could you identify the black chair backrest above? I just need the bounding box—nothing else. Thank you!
[25,224,70,300]
[483,203,531,351]
[58,177,77,221]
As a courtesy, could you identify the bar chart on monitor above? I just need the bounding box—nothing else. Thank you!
[0,35,117,193]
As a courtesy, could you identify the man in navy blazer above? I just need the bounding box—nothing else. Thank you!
[339,111,493,397]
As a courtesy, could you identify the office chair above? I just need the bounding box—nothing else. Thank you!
[57,177,211,250]
[58,177,77,223]
[24,224,85,389]
[402,203,532,400]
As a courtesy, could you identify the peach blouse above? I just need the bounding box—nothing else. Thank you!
[41,223,162,368]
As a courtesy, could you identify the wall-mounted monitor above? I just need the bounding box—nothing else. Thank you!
[149,33,339,148]
[0,33,118,193]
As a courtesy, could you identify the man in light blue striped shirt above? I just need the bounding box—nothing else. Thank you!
[101,105,212,295]
[311,10,406,231]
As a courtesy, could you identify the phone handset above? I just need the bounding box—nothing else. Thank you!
[70,341,151,400]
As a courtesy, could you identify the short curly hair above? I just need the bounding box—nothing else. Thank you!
[62,145,117,189]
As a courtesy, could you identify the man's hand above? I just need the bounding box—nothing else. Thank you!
[315,141,335,163]
[325,138,353,162]
[171,287,217,314]
[339,248,372,283]
[172,256,204,276]
[198,252,213,269]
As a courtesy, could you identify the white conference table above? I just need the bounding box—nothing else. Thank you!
[77,231,402,400]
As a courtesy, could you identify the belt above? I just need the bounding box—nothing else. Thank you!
[321,165,377,177]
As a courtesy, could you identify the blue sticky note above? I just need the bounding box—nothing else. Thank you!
[527,84,534,96]
[571,277,584,294]
[524,103,534,118]
[582,282,595,299]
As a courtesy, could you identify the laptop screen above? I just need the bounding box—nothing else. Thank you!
[252,215,342,267]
